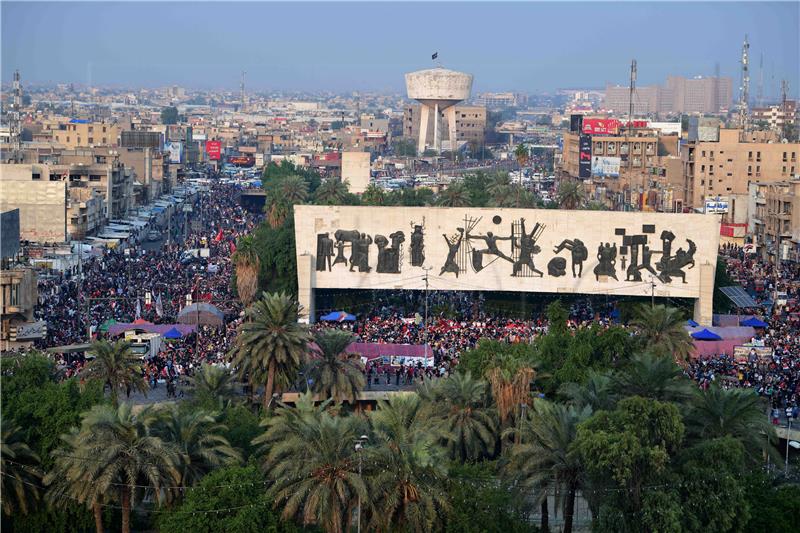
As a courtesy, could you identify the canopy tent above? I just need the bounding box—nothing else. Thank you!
[163,327,183,339]
[320,311,356,322]
[99,318,118,332]
[132,318,152,325]
[687,319,699,327]
[741,316,769,328]
[345,342,434,367]
[691,328,723,341]
[177,303,225,326]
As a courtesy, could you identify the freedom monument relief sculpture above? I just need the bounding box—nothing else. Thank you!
[295,205,720,324]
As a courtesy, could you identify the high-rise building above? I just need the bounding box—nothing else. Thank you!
[603,75,732,115]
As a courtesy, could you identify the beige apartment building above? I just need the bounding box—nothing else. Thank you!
[681,128,799,210]
[560,130,681,210]
[47,120,120,148]
[751,179,800,263]
[752,100,798,135]
[0,157,133,241]
[403,104,486,151]
[604,76,732,115]
[0,266,39,350]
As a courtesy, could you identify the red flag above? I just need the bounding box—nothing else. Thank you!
[229,241,236,254]
[214,228,223,242]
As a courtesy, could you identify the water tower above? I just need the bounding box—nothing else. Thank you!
[405,67,473,154]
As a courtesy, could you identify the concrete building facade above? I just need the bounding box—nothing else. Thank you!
[751,179,800,263]
[403,104,486,152]
[604,76,732,115]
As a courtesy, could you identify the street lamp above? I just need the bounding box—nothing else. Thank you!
[786,417,799,474]
[354,435,369,533]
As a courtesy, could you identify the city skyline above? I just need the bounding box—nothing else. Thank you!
[2,1,798,98]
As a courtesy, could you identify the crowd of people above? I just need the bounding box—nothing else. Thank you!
[35,180,259,383]
[686,244,800,424]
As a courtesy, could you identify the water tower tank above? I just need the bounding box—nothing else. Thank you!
[405,67,473,153]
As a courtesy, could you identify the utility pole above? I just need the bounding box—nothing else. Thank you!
[422,266,432,360]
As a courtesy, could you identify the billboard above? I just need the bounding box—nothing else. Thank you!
[591,156,621,178]
[582,118,620,135]
[569,114,584,133]
[165,142,182,163]
[704,197,729,214]
[1,208,20,259]
[578,135,592,178]
[120,131,163,149]
[205,140,222,160]
[647,122,681,135]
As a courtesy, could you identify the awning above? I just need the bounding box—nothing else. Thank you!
[177,303,224,326]
[740,316,769,328]
[691,328,723,341]
[320,311,356,322]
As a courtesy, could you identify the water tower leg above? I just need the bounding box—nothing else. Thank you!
[446,107,458,154]
[434,103,440,153]
[418,105,430,155]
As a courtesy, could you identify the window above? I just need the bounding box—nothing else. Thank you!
[89,174,101,182]
[88,137,94,144]
[32,173,40,180]
[748,151,753,160]
[9,284,19,307]
[102,126,107,133]
[66,136,70,142]
[88,126,94,132]
[702,150,706,157]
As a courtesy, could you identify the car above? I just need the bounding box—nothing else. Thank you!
[146,230,161,242]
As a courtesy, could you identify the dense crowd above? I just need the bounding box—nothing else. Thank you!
[35,181,259,382]
[686,244,800,424]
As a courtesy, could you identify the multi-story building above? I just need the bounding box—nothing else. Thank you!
[559,129,680,210]
[604,76,732,115]
[751,178,800,263]
[48,119,120,148]
[752,100,798,135]
[475,92,526,108]
[403,104,486,151]
[0,266,39,351]
[681,128,799,211]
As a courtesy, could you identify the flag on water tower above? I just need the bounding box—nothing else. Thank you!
[431,52,438,60]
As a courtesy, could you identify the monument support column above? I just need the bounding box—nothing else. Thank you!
[417,105,430,155]
[446,107,458,153]
[693,260,715,326]
[297,252,316,323]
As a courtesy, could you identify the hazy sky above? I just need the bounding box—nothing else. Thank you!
[2,1,798,97]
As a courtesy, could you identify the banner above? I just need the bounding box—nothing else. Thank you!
[591,156,621,178]
[578,135,592,178]
[704,197,729,214]
[205,140,222,161]
[581,118,620,135]
[165,142,182,163]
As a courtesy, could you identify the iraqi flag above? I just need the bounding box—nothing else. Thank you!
[155,293,163,318]
[214,228,224,242]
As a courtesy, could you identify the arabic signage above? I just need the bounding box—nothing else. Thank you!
[205,140,222,160]
[704,197,729,214]
[165,142,182,164]
[579,135,592,178]
[582,118,621,135]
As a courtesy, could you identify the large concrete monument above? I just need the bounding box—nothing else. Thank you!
[405,67,473,154]
[294,206,721,325]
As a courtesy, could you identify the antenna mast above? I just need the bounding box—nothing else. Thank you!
[781,80,789,140]
[757,52,764,107]
[627,59,636,170]
[738,35,750,132]
[240,71,247,113]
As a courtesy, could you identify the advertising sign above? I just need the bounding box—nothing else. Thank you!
[205,140,222,161]
[578,135,592,178]
[704,197,729,214]
[591,156,621,178]
[165,142,182,164]
[581,118,621,135]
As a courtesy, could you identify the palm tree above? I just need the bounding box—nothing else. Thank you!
[366,395,450,533]
[1,421,41,516]
[437,182,471,207]
[229,291,311,410]
[232,235,260,307]
[314,178,349,205]
[305,330,365,404]
[361,183,386,206]
[630,304,693,362]
[506,399,592,533]
[147,405,241,490]
[257,398,366,533]
[556,180,585,209]
[185,363,237,407]
[78,340,147,407]
[686,385,777,461]
[514,143,530,169]
[265,175,308,228]
[559,369,618,412]
[422,372,498,462]
[484,354,536,426]
[45,403,180,533]
[488,173,513,207]
[612,351,692,402]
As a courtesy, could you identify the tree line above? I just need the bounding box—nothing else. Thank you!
[3,296,798,532]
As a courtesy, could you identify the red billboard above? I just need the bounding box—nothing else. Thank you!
[205,140,222,161]
[581,118,620,135]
